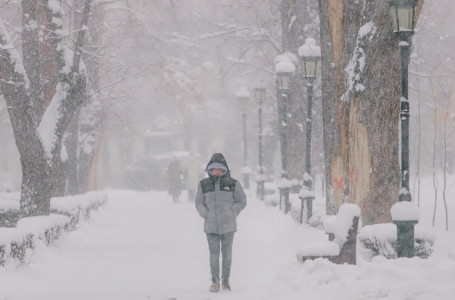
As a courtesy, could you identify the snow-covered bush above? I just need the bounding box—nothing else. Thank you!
[5,234,34,265]
[50,191,107,228]
[0,194,21,227]
[0,191,107,267]
[358,223,435,259]
[358,223,397,259]
[17,214,71,245]
[414,225,435,259]
[0,215,70,266]
[0,209,20,228]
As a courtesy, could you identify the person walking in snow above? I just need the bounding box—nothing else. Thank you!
[166,157,182,203]
[195,153,247,293]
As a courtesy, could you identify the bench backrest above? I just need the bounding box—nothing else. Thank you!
[321,204,360,264]
[331,203,360,245]
[334,216,359,264]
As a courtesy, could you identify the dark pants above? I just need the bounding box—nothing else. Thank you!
[206,232,235,283]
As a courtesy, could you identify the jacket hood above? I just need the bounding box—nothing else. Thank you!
[205,153,229,172]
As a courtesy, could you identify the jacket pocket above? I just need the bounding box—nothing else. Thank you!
[220,191,234,202]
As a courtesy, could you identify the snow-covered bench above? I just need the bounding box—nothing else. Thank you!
[296,203,360,265]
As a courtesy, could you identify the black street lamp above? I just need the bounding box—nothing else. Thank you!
[389,0,417,202]
[387,0,418,258]
[298,37,321,224]
[255,87,266,201]
[275,56,295,213]
[237,88,251,190]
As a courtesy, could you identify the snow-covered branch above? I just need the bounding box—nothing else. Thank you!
[0,19,29,89]
[89,65,152,97]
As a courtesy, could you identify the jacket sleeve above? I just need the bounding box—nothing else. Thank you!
[232,181,247,217]
[195,182,208,218]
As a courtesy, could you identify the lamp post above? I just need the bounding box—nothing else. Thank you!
[387,0,418,258]
[297,38,321,224]
[255,87,266,201]
[275,57,295,213]
[237,88,251,190]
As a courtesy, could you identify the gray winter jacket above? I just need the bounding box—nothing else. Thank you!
[195,154,247,234]
[195,177,246,234]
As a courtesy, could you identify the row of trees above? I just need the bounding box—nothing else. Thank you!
[0,0,452,229]
[0,0,286,218]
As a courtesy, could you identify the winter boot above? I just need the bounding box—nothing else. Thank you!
[209,281,220,293]
[222,279,231,291]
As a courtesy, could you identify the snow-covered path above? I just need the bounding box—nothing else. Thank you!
[0,190,307,299]
[1,189,455,300]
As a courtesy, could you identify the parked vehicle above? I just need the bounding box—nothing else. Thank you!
[125,155,172,191]
[125,130,195,192]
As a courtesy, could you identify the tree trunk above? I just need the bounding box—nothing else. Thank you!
[20,155,53,216]
[318,0,355,214]
[318,0,424,224]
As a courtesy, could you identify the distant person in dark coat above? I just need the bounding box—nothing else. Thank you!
[166,157,182,203]
[195,153,247,293]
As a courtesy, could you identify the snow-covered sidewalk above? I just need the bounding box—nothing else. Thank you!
[0,189,454,300]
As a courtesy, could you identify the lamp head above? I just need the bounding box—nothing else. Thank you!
[387,0,418,37]
[275,60,295,91]
[298,38,321,79]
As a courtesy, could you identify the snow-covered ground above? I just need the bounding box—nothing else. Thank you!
[0,177,454,300]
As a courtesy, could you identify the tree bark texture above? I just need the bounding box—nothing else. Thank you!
[318,0,424,224]
[280,0,319,183]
